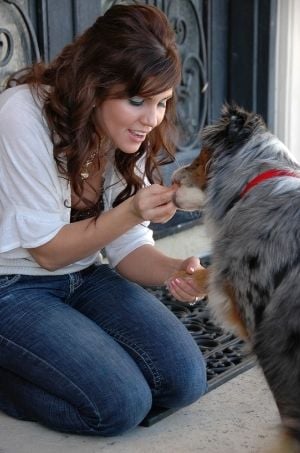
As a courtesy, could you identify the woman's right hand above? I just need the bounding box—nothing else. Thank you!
[130,184,177,224]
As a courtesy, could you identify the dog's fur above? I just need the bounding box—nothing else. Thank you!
[172,104,300,452]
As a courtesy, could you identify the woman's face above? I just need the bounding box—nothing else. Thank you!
[95,88,173,153]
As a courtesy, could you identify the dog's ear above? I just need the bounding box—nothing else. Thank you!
[222,103,249,139]
[222,103,267,145]
[201,103,267,151]
[227,114,248,139]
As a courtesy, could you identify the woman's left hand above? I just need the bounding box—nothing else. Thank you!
[165,256,207,303]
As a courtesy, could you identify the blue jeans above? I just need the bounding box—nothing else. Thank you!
[0,264,207,436]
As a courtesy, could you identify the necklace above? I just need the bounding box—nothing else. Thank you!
[80,140,100,180]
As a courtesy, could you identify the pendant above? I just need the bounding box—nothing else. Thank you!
[80,171,89,180]
[80,146,99,181]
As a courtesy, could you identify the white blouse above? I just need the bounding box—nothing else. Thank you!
[0,85,154,275]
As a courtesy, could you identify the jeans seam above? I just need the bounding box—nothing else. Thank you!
[102,328,163,391]
[0,334,102,430]
[68,273,83,294]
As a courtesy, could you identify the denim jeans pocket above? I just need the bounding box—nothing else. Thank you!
[0,275,21,289]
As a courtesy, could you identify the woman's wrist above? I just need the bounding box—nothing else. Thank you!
[122,196,145,224]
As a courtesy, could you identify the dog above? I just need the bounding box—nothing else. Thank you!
[172,104,300,452]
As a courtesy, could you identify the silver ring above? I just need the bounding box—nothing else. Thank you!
[189,297,201,306]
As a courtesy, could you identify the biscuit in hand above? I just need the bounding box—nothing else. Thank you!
[172,267,209,296]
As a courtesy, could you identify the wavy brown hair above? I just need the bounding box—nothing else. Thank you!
[7,3,181,210]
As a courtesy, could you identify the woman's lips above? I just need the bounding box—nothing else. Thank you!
[128,129,146,142]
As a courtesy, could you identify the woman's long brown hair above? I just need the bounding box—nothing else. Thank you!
[6,3,181,211]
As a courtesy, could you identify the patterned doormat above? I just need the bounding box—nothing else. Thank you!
[141,258,256,427]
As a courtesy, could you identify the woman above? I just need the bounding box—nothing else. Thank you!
[0,3,207,436]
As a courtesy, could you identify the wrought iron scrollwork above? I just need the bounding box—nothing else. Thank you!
[0,28,14,67]
[4,0,40,61]
[167,0,208,151]
[0,0,40,90]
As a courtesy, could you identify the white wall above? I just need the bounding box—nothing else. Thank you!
[274,0,300,161]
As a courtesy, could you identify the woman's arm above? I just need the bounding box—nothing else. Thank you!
[28,184,176,271]
[116,244,184,285]
[116,244,207,302]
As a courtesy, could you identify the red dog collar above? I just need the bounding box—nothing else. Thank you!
[240,169,300,198]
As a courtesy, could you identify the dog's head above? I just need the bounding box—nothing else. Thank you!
[172,104,267,211]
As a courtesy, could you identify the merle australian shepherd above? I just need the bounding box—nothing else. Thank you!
[172,104,300,452]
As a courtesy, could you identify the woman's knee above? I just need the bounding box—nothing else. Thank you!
[96,382,152,436]
[67,379,153,436]
[156,350,207,408]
